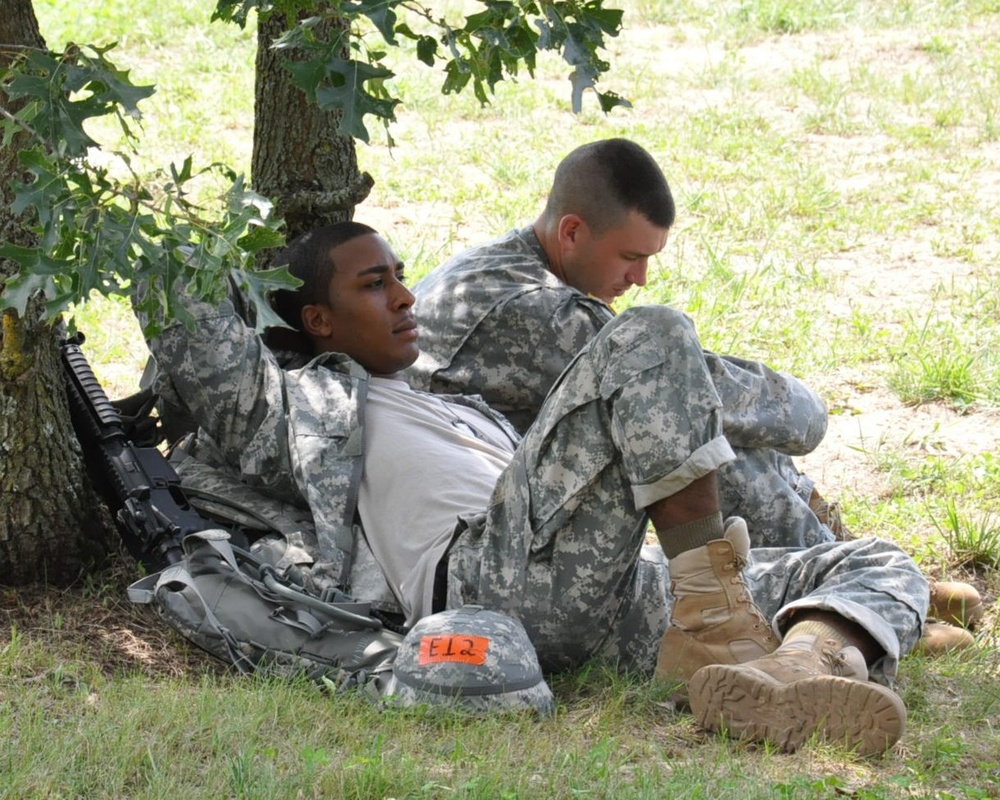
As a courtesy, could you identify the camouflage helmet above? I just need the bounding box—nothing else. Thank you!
[384,605,554,715]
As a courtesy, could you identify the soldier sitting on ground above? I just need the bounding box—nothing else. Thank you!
[137,220,929,755]
[408,137,985,656]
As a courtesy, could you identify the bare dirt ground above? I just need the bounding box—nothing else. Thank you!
[798,236,999,503]
[687,26,1000,517]
[799,374,1000,503]
[662,25,1000,508]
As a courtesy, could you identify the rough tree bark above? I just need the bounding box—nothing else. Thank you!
[251,10,373,244]
[0,0,113,585]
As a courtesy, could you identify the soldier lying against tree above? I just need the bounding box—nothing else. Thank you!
[136,221,929,755]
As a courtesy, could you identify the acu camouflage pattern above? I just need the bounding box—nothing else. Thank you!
[410,228,610,434]
[170,447,402,614]
[128,529,402,695]
[445,307,928,681]
[140,280,926,686]
[384,605,555,714]
[140,287,387,601]
[411,227,835,548]
[139,285,514,607]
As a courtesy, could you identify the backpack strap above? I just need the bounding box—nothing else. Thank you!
[129,530,404,690]
[130,529,383,628]
[129,555,257,673]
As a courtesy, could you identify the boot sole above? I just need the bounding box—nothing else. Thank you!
[688,664,906,756]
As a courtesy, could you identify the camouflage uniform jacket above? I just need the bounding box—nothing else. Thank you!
[140,287,518,595]
[410,226,828,454]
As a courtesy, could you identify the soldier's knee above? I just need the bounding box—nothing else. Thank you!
[616,305,696,338]
[603,305,702,356]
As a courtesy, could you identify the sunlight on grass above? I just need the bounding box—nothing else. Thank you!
[887,306,1000,409]
[36,0,256,190]
[67,293,150,398]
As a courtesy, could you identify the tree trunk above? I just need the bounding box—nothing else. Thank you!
[0,0,113,585]
[251,10,372,244]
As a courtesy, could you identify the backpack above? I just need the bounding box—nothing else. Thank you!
[128,529,403,693]
[167,442,405,622]
[62,333,403,690]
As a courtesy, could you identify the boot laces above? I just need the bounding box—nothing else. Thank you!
[727,569,775,640]
[822,641,868,679]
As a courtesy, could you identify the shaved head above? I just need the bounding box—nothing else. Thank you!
[541,139,675,234]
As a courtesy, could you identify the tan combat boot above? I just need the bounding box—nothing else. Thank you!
[654,517,777,692]
[928,581,984,629]
[913,621,975,656]
[911,581,984,656]
[688,635,907,756]
[808,488,853,541]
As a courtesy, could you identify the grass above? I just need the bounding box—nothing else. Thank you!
[933,502,1000,571]
[4,621,995,799]
[10,0,1000,796]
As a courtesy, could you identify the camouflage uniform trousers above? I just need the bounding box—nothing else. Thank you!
[446,305,928,680]
[702,351,834,549]
[719,448,828,548]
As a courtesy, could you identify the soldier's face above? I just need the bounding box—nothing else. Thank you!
[306,234,419,377]
[561,211,668,304]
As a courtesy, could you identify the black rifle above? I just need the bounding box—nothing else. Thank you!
[61,333,221,571]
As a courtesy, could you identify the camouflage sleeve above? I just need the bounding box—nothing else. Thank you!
[455,291,612,434]
[136,288,297,496]
[549,294,614,361]
[705,352,828,455]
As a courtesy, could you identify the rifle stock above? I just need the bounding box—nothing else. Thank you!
[61,335,215,571]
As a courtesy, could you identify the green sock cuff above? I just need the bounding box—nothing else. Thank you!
[660,512,724,559]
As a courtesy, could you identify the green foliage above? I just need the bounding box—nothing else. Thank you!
[212,0,629,141]
[0,43,290,336]
[1,1,628,329]
[1,42,152,157]
[272,12,402,143]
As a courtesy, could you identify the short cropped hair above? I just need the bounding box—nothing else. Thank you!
[269,221,378,332]
[543,139,675,234]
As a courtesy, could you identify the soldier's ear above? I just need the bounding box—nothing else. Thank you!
[300,303,334,338]
[558,214,585,247]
